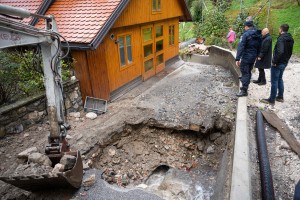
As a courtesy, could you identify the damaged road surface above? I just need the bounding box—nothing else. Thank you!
[0,62,238,200]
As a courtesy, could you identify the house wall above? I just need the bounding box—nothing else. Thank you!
[105,17,180,92]
[72,46,110,101]
[113,0,184,28]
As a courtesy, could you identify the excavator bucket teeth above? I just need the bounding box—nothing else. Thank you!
[0,151,83,191]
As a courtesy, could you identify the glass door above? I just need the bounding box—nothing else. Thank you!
[154,24,165,73]
[142,25,155,80]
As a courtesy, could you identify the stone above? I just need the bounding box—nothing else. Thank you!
[83,162,89,170]
[70,91,79,101]
[38,111,44,117]
[86,112,97,120]
[206,145,215,154]
[137,184,148,189]
[70,76,77,81]
[189,123,200,132]
[28,153,52,166]
[28,111,39,120]
[60,155,77,170]
[87,159,93,167]
[196,141,205,151]
[17,147,38,159]
[24,133,29,137]
[83,174,96,187]
[65,99,72,109]
[210,132,222,141]
[108,146,117,156]
[66,134,73,139]
[69,112,81,118]
[52,163,65,174]
[17,107,27,114]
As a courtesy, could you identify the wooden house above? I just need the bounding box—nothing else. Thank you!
[1,0,192,101]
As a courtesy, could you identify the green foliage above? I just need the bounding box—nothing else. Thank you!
[0,49,73,106]
[191,0,204,23]
[194,8,229,45]
[179,22,195,42]
[232,10,249,37]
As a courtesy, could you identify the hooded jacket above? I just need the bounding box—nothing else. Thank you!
[236,27,262,64]
[272,32,294,65]
[255,33,272,69]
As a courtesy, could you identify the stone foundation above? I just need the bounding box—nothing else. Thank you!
[0,80,83,137]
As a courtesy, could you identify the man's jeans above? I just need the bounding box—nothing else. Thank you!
[270,64,287,102]
[240,61,254,91]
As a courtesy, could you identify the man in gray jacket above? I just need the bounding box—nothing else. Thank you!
[253,28,272,85]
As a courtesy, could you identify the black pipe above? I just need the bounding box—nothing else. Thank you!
[256,110,275,200]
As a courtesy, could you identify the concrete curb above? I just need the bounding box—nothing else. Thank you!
[189,46,251,200]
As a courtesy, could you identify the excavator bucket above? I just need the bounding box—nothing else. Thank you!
[0,151,83,191]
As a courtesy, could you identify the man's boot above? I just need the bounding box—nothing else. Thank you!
[236,90,248,97]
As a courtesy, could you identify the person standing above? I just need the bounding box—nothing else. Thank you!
[261,24,294,105]
[235,20,262,97]
[253,28,272,85]
[226,27,236,51]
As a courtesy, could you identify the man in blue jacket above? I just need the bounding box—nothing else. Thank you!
[235,20,262,97]
[261,24,294,105]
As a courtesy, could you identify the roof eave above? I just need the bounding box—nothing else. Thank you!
[90,0,130,50]
[29,0,55,26]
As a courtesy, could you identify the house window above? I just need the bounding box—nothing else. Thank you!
[169,25,175,46]
[152,0,161,12]
[118,35,133,67]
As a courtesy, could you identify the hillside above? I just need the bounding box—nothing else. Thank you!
[226,0,300,54]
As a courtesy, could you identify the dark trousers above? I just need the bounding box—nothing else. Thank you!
[240,61,254,91]
[258,68,266,83]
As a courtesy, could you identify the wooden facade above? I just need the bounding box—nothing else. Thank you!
[73,0,187,101]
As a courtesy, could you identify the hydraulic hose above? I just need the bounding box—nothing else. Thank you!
[256,110,275,200]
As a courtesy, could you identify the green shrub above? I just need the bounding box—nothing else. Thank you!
[0,49,73,106]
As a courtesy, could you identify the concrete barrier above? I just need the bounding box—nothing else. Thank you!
[190,46,251,200]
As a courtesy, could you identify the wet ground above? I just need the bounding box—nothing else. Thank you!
[248,56,300,199]
[0,62,238,199]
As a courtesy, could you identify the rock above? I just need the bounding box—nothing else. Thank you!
[210,132,221,141]
[60,155,76,170]
[69,112,81,118]
[17,147,38,159]
[83,162,90,170]
[189,123,200,132]
[28,111,40,120]
[28,153,52,166]
[24,133,29,137]
[206,145,215,154]
[86,112,97,120]
[137,183,148,189]
[83,174,96,187]
[66,134,73,139]
[107,146,117,156]
[87,159,93,167]
[70,76,77,81]
[280,141,291,150]
[52,163,65,174]
[196,141,205,151]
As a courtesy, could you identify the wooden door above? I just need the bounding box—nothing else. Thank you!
[142,23,165,80]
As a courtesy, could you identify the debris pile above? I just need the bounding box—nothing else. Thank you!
[180,43,209,57]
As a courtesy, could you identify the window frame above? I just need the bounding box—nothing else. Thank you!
[152,0,162,13]
[168,24,175,46]
[117,33,134,70]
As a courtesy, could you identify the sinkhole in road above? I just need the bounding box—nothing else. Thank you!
[93,118,233,200]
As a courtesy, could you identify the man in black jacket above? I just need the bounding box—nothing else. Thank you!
[261,24,294,105]
[235,20,262,97]
[253,28,272,85]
